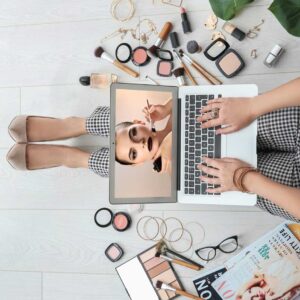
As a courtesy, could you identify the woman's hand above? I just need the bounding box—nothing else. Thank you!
[198,97,257,135]
[143,103,171,123]
[154,132,172,174]
[198,157,252,193]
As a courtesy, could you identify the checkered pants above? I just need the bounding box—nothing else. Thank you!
[86,106,300,222]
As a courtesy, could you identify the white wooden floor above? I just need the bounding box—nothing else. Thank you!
[0,0,299,299]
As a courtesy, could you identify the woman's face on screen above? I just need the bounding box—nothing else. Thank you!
[115,123,159,164]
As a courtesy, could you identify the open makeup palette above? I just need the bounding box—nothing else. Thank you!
[116,244,183,300]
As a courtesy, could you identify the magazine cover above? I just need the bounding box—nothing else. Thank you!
[212,222,300,300]
[193,267,227,299]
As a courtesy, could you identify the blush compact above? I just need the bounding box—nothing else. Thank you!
[105,243,124,262]
[94,208,131,232]
[132,46,151,66]
[204,38,245,78]
[157,60,173,77]
[112,212,131,232]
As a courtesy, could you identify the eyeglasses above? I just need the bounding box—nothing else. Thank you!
[195,235,239,262]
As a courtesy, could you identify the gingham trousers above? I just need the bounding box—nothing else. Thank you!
[86,106,300,222]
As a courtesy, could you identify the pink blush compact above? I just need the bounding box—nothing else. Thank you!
[132,46,151,66]
[112,212,131,232]
[157,60,173,77]
[105,243,124,262]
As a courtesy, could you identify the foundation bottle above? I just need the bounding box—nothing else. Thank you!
[79,73,118,89]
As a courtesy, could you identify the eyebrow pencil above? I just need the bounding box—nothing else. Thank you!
[148,22,173,58]
[156,281,203,300]
[94,46,139,78]
[173,49,197,85]
[146,99,156,133]
[179,49,222,85]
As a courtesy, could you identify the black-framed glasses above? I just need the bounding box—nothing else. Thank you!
[195,235,239,262]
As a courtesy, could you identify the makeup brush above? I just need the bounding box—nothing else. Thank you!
[156,240,204,270]
[155,250,200,271]
[173,67,186,86]
[148,22,173,58]
[156,281,203,300]
[173,49,197,85]
[179,49,222,85]
[146,99,156,133]
[94,46,139,78]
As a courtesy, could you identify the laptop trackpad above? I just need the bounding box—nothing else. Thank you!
[226,126,256,164]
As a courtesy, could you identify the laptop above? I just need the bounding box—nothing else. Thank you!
[109,83,257,206]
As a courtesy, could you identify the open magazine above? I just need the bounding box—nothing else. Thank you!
[193,222,300,300]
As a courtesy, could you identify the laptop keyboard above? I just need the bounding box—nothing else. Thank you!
[184,94,221,195]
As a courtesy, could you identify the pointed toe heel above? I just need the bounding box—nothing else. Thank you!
[6,144,28,170]
[8,115,28,143]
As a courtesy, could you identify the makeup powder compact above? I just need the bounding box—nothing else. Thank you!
[115,43,151,67]
[132,46,151,66]
[204,38,245,78]
[105,243,124,262]
[94,207,131,232]
[157,60,173,77]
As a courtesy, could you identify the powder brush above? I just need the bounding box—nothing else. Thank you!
[94,46,139,78]
[173,49,197,85]
[156,281,203,300]
[148,22,173,58]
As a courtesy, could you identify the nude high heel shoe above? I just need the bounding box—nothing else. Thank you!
[8,115,28,143]
[6,144,28,170]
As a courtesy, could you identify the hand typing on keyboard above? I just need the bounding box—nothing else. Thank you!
[197,97,256,135]
[198,157,252,194]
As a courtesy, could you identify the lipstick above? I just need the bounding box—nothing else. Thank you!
[180,7,192,33]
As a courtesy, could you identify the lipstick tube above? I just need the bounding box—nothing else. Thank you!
[180,7,192,33]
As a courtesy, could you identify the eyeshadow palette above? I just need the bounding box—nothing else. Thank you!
[116,245,183,300]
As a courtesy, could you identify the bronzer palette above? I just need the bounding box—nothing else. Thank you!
[116,244,182,300]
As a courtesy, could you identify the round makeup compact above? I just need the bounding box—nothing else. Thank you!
[132,46,151,66]
[94,208,132,232]
[115,43,132,63]
[112,212,132,232]
[204,38,245,78]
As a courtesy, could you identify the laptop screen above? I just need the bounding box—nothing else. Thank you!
[112,84,176,199]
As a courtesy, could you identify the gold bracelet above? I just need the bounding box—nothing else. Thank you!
[233,167,258,193]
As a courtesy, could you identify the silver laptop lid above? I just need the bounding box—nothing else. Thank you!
[109,83,179,205]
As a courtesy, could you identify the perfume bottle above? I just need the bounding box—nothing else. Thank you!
[79,73,118,89]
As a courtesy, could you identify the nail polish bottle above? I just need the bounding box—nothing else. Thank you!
[79,73,118,89]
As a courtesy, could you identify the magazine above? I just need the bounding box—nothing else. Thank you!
[211,222,300,300]
[193,267,227,300]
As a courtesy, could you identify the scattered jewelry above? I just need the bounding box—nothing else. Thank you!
[136,215,206,254]
[111,0,136,22]
[247,19,265,39]
[211,31,226,46]
[101,19,158,44]
[205,14,218,30]
[251,49,258,59]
